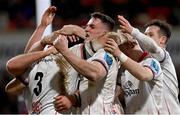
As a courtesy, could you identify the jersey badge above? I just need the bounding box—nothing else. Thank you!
[104,53,113,67]
[150,60,160,75]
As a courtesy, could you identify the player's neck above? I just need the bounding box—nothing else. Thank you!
[84,41,97,56]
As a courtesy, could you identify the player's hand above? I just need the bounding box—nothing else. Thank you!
[45,29,79,44]
[104,38,121,57]
[40,6,57,27]
[46,46,58,55]
[117,15,133,34]
[53,35,69,55]
[54,95,73,112]
[54,25,87,39]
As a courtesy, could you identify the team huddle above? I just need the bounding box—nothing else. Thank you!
[5,6,180,114]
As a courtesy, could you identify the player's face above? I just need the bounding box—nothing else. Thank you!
[145,25,161,46]
[85,17,107,41]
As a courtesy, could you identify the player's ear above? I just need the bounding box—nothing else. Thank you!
[160,36,167,44]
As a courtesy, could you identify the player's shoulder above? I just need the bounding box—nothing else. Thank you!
[70,43,83,50]
[143,57,162,76]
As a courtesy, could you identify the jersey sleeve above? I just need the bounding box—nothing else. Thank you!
[142,58,162,79]
[88,49,114,72]
[131,28,165,62]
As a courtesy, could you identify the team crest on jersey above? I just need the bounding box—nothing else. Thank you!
[104,53,113,67]
[150,60,159,75]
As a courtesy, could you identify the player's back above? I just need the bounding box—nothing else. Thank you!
[26,55,77,114]
[24,44,85,114]
[27,55,61,114]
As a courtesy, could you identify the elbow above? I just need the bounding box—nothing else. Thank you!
[87,72,102,82]
[6,60,16,74]
[137,73,152,81]
[6,60,23,75]
[149,48,156,53]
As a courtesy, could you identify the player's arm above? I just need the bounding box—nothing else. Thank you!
[117,15,165,61]
[6,46,57,76]
[120,54,154,81]
[55,24,87,39]
[105,38,154,81]
[53,35,107,81]
[24,6,56,53]
[5,78,26,95]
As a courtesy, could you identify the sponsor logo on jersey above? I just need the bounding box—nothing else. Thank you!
[123,80,139,97]
[36,58,54,64]
[150,59,159,75]
[32,101,42,114]
[104,53,113,67]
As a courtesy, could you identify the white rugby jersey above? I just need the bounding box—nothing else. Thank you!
[131,28,180,113]
[79,49,119,114]
[23,44,84,114]
[121,57,163,114]
[160,50,180,113]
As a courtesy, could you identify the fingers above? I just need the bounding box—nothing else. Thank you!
[47,6,57,14]
[68,35,76,42]
[104,39,118,53]
[117,15,128,24]
[53,96,62,108]
[56,106,66,112]
[49,6,57,13]
[118,19,128,30]
[67,35,80,43]
[119,25,126,33]
[53,96,69,112]
[47,46,58,55]
[106,39,118,47]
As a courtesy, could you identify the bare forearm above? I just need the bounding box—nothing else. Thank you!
[28,40,46,53]
[62,51,105,81]
[6,51,49,76]
[24,25,46,53]
[5,78,26,95]
[120,53,153,81]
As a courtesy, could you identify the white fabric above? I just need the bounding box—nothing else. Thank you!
[79,49,119,114]
[160,51,180,114]
[121,57,163,114]
[131,28,180,114]
[131,28,165,61]
[23,44,84,114]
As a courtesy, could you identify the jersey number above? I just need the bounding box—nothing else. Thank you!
[33,72,43,96]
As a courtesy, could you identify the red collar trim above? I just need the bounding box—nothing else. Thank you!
[138,51,149,62]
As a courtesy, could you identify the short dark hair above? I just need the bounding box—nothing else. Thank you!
[145,19,172,42]
[91,12,115,31]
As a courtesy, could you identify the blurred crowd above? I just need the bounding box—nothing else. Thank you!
[0,0,180,31]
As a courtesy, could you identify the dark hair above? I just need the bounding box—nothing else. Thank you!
[145,19,172,42]
[91,12,115,31]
